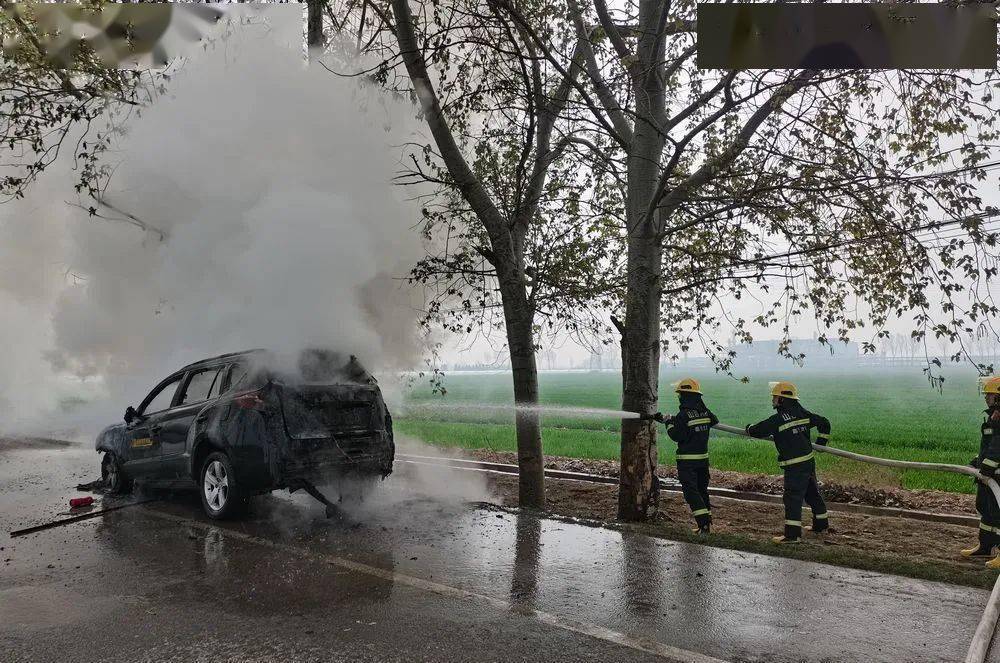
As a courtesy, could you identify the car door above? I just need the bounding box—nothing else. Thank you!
[125,373,183,479]
[159,365,227,479]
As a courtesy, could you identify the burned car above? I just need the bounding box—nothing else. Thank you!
[96,349,395,519]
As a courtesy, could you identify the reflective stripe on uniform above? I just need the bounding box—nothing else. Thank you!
[691,508,711,516]
[816,434,829,440]
[677,453,709,461]
[814,512,828,519]
[687,418,712,426]
[981,523,1000,534]
[785,520,802,526]
[984,458,1000,468]
[778,418,810,432]
[778,452,815,467]
[986,429,994,434]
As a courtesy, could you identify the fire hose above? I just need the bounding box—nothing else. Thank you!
[710,422,1000,504]
[711,421,1000,662]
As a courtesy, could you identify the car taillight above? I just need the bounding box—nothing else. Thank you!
[234,390,266,410]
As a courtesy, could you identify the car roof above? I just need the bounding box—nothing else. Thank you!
[177,349,266,373]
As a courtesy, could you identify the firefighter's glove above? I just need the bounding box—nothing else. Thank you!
[815,437,829,447]
[652,412,666,423]
[982,464,998,480]
[971,457,982,469]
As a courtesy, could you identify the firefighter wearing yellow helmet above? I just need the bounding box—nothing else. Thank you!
[962,377,1000,566]
[651,377,718,534]
[745,380,831,544]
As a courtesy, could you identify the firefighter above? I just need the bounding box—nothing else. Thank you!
[745,381,831,544]
[962,376,1000,566]
[652,378,718,534]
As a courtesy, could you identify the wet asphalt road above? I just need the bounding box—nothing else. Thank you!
[2,441,998,663]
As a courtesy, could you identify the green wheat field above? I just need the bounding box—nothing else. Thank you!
[397,369,992,494]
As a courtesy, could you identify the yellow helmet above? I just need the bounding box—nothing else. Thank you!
[981,376,1000,395]
[769,381,799,400]
[673,377,702,395]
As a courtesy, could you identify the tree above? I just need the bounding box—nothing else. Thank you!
[326,0,621,508]
[0,1,148,201]
[525,0,1000,521]
[1,1,227,206]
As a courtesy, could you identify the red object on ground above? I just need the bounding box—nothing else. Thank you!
[69,496,94,508]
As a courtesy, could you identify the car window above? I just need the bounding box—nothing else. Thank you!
[141,375,183,415]
[178,367,222,406]
[207,364,229,400]
[226,363,250,393]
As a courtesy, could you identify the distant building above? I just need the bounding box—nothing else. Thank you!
[731,339,859,370]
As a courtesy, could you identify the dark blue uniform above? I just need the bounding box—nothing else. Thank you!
[747,402,831,539]
[973,407,1000,551]
[665,395,718,530]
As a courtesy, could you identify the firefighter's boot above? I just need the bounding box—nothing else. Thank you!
[773,521,802,544]
[806,512,829,533]
[962,529,997,558]
[691,511,711,534]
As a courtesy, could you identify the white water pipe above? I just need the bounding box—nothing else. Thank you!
[966,573,1000,663]
[711,422,1000,506]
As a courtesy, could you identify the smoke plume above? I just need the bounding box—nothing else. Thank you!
[0,16,424,435]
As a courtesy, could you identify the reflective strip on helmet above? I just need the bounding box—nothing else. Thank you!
[814,512,828,519]
[778,452,815,467]
[984,458,1000,468]
[691,508,711,516]
[784,520,802,526]
[687,417,712,426]
[677,453,709,461]
[778,418,811,432]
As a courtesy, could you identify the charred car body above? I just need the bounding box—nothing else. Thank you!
[96,349,395,518]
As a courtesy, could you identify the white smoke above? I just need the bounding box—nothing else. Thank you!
[0,15,425,436]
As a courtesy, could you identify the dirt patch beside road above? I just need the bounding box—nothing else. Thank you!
[458,448,977,515]
[0,437,76,452]
[480,470,996,589]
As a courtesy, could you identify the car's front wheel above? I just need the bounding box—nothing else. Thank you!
[101,452,132,494]
[200,452,247,519]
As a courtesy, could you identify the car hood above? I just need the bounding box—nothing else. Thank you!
[96,422,128,453]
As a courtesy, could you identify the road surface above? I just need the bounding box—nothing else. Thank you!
[1,440,996,662]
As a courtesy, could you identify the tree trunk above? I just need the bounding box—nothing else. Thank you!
[618,226,662,521]
[499,267,545,509]
[306,0,325,50]
[618,0,666,522]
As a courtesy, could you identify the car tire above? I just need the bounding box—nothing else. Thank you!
[101,452,132,494]
[199,452,247,520]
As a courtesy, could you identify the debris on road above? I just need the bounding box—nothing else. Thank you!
[9,499,157,538]
[76,478,109,494]
[70,496,94,509]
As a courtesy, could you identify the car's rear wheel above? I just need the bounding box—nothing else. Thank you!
[200,452,247,519]
[101,452,132,494]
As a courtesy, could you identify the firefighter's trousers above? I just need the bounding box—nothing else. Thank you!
[782,460,828,539]
[677,460,711,528]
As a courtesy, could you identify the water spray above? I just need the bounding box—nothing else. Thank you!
[399,403,643,420]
